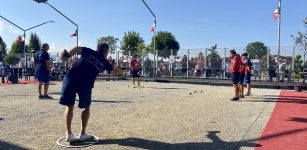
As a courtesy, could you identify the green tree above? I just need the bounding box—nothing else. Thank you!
[293,16,307,63]
[3,54,20,65]
[206,44,222,69]
[120,31,144,56]
[9,36,25,54]
[97,36,118,54]
[292,54,304,81]
[245,42,268,59]
[28,32,41,53]
[148,31,180,58]
[0,36,7,61]
[198,51,204,57]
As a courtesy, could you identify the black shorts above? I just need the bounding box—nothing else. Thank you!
[239,73,245,84]
[59,77,92,108]
[132,70,140,78]
[231,72,240,84]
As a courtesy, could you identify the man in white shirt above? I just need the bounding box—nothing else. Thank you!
[252,55,262,80]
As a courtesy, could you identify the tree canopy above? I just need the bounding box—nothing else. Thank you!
[97,36,118,54]
[0,36,7,61]
[120,31,144,56]
[245,41,268,59]
[148,31,180,58]
[28,32,41,53]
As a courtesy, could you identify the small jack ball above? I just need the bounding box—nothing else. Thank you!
[128,85,130,87]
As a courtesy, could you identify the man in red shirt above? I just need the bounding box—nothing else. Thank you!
[229,50,241,101]
[130,55,141,87]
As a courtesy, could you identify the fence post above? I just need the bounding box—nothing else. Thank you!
[267,48,270,81]
[292,46,295,70]
[129,51,131,75]
[187,49,189,77]
[142,49,145,76]
[224,48,226,79]
[170,49,173,77]
[204,48,207,78]
[156,50,158,76]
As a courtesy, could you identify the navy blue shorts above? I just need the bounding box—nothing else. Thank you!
[132,70,140,78]
[239,73,245,84]
[231,72,240,84]
[59,77,92,108]
[35,71,50,83]
[245,74,251,84]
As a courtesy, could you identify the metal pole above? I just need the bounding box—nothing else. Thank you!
[205,49,208,78]
[187,49,189,77]
[292,46,295,71]
[23,31,27,79]
[170,49,173,77]
[224,48,226,78]
[142,49,144,76]
[277,0,281,85]
[140,0,156,77]
[267,48,270,81]
[156,50,158,75]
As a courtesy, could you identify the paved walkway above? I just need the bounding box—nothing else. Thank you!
[0,81,289,149]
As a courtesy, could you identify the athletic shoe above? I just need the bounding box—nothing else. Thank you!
[65,134,78,142]
[78,134,93,141]
[230,97,239,101]
[245,93,251,96]
[44,95,53,99]
[38,95,44,99]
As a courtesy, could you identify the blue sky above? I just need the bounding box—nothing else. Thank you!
[0,0,306,54]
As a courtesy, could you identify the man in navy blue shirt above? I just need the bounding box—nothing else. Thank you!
[59,43,122,142]
[34,43,52,99]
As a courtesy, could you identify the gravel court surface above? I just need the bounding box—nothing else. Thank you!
[0,81,280,150]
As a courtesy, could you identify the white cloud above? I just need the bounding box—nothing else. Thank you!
[0,21,3,34]
[7,25,22,34]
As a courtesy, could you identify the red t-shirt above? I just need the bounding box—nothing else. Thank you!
[130,58,138,71]
[230,55,241,73]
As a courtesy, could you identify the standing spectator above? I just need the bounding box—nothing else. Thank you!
[130,55,141,87]
[107,56,115,81]
[0,61,5,83]
[252,55,262,80]
[34,43,52,99]
[242,53,252,96]
[194,57,203,77]
[229,50,241,101]
[238,54,245,98]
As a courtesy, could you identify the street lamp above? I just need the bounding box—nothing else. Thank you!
[34,0,78,47]
[140,0,156,76]
[0,15,54,77]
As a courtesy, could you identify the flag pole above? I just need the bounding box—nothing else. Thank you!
[277,0,281,86]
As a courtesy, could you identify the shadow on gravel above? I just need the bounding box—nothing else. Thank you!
[49,92,62,95]
[0,118,3,121]
[288,117,307,123]
[90,100,131,103]
[0,140,29,150]
[245,97,307,104]
[98,131,261,150]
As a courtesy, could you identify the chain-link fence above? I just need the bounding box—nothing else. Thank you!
[1,46,302,83]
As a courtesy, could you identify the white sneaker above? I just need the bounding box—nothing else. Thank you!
[65,134,78,142]
[78,134,93,141]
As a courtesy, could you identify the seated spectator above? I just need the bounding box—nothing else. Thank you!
[51,64,61,80]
